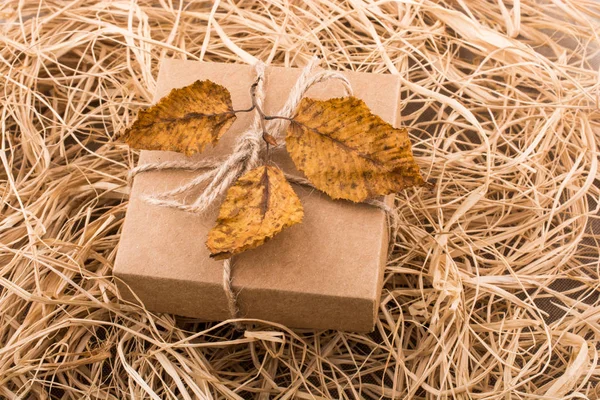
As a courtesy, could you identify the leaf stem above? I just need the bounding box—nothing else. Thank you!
[249,79,278,162]
[263,115,293,121]
[250,83,269,137]
[232,105,255,114]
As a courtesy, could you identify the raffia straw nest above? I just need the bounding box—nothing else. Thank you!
[1,1,599,398]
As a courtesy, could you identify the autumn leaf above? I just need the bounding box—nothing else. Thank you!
[285,96,425,202]
[122,80,236,156]
[206,165,303,260]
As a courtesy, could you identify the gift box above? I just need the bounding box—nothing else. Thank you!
[114,59,403,332]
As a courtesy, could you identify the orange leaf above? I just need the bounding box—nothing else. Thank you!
[122,80,236,156]
[286,96,424,202]
[207,165,303,260]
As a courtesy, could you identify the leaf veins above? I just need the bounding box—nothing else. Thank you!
[286,96,425,202]
[206,165,303,260]
[121,80,236,156]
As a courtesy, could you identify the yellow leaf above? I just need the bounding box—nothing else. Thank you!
[122,80,236,156]
[206,165,303,260]
[286,96,425,202]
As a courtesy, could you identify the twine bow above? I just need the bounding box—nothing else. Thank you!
[128,57,396,329]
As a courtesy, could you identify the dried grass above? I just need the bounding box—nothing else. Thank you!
[1,0,600,398]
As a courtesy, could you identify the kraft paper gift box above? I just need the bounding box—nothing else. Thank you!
[114,59,403,332]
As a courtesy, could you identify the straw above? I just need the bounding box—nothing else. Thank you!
[1,0,599,398]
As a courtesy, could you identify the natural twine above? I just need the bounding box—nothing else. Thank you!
[128,58,398,328]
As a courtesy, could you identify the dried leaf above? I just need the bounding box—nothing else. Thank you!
[286,96,424,202]
[207,165,303,260]
[122,80,236,156]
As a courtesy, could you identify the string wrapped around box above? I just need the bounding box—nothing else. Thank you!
[128,57,396,328]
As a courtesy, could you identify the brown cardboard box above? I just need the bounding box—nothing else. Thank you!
[114,60,401,332]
